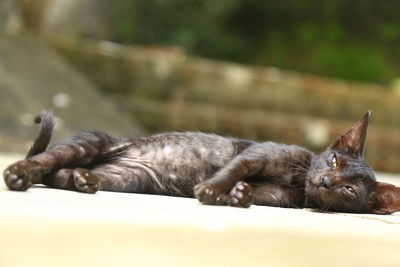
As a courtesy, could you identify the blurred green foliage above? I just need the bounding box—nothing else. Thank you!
[110,0,400,84]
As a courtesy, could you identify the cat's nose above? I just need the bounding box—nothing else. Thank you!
[320,176,331,188]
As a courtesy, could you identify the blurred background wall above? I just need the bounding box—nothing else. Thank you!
[1,0,400,172]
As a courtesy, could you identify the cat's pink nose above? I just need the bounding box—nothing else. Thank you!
[320,176,331,188]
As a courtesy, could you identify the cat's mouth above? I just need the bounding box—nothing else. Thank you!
[305,178,331,209]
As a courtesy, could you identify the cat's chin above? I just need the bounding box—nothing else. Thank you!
[304,181,328,209]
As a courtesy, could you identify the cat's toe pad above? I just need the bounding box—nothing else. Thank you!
[228,181,252,208]
[193,182,221,205]
[3,161,35,191]
[73,168,99,194]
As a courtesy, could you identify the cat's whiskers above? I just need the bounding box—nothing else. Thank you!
[291,166,308,175]
[289,156,309,169]
[290,164,308,173]
[320,205,329,213]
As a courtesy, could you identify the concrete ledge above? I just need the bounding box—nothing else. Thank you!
[1,154,399,267]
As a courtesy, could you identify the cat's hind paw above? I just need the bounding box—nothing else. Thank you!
[73,168,99,194]
[3,160,36,191]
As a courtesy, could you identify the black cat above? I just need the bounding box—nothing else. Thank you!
[3,111,400,214]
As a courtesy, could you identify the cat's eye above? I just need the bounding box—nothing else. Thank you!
[344,185,356,195]
[331,154,338,168]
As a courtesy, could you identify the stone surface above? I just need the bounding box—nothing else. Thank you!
[41,0,111,38]
[0,153,399,267]
[0,34,142,153]
[0,0,23,34]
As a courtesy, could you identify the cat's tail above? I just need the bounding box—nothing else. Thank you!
[25,110,55,159]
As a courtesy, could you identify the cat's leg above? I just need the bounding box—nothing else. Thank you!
[89,163,201,196]
[89,163,161,194]
[194,143,311,208]
[251,183,304,208]
[194,145,265,206]
[3,131,117,191]
[42,168,99,193]
[42,168,75,191]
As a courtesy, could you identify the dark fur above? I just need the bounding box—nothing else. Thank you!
[25,110,54,158]
[3,111,400,214]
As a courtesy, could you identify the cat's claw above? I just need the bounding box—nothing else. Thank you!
[3,160,37,191]
[194,181,253,208]
[73,168,99,194]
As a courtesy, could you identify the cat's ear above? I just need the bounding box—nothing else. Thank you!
[370,182,400,214]
[328,111,371,157]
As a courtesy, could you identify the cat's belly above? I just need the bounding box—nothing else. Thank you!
[111,132,243,196]
[124,153,232,197]
[104,158,224,197]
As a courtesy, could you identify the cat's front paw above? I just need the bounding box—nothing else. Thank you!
[3,160,36,191]
[73,168,99,193]
[228,181,252,208]
[194,181,253,208]
[194,182,222,205]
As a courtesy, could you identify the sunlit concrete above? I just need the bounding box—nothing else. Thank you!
[0,153,399,267]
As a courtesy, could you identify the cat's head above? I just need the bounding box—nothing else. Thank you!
[305,111,400,214]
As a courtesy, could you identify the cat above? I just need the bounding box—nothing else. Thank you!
[3,110,400,214]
